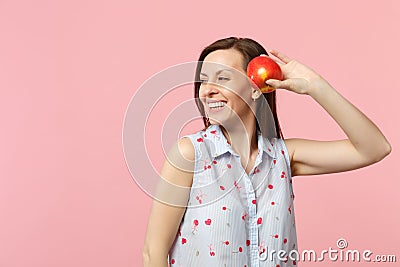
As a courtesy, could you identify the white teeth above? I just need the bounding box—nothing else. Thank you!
[208,102,225,108]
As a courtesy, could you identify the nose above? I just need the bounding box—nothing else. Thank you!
[200,82,219,97]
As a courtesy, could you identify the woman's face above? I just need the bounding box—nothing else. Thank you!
[199,49,255,127]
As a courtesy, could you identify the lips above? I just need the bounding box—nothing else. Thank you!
[206,100,227,113]
[207,99,227,104]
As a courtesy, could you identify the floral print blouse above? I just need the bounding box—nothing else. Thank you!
[168,124,298,267]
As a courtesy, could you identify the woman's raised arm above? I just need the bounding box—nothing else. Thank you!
[265,49,391,177]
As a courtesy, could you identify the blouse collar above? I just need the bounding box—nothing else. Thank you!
[203,124,276,159]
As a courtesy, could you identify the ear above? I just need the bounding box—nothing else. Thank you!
[251,87,262,101]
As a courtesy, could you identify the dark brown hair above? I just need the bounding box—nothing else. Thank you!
[194,37,284,139]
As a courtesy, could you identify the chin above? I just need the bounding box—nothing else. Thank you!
[209,116,239,130]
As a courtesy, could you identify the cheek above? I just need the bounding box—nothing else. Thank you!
[198,89,209,112]
[232,85,252,104]
[228,78,252,97]
[198,86,206,101]
[227,92,249,110]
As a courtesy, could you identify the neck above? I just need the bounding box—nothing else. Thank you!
[220,116,258,160]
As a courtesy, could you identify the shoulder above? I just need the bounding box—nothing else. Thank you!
[176,137,195,161]
[160,137,195,191]
[169,128,207,162]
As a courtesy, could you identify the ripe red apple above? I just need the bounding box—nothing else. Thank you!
[247,55,283,93]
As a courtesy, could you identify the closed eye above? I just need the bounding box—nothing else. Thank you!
[199,77,229,83]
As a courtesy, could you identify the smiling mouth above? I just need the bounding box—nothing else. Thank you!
[207,101,226,113]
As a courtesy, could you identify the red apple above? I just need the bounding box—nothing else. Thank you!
[247,55,283,93]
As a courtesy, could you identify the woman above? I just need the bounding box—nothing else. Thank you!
[142,37,391,267]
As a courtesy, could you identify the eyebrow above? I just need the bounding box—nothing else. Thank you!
[200,69,233,77]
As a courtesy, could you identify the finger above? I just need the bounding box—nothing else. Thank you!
[265,79,294,90]
[269,49,292,64]
[275,60,284,68]
[265,79,281,88]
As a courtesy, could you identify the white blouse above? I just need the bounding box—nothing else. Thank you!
[168,124,298,267]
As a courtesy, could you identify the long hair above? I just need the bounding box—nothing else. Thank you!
[194,37,284,139]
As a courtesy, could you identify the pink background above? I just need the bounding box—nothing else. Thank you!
[0,0,399,266]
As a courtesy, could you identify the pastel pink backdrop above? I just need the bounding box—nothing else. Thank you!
[0,0,398,266]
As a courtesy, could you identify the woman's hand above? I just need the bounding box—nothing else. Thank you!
[265,49,328,95]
